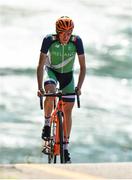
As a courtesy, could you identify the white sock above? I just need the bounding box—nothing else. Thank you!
[44,116,50,126]
[63,143,68,150]
[63,137,69,150]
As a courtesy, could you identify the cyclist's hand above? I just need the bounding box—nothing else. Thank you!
[37,88,44,97]
[75,87,81,95]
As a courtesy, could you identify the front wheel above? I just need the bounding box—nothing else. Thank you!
[48,121,56,164]
[57,111,64,163]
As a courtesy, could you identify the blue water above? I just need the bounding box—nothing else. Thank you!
[0,0,132,163]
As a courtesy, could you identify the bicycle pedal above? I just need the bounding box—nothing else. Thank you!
[42,145,51,155]
[42,140,50,154]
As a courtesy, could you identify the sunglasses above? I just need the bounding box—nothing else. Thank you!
[58,30,72,36]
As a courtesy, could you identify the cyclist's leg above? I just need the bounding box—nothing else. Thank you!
[62,102,74,138]
[42,67,57,140]
[61,78,75,140]
[61,76,75,163]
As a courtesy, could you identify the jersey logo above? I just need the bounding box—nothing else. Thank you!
[51,56,74,69]
[55,44,60,48]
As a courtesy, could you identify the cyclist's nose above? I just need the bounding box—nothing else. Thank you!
[63,34,70,41]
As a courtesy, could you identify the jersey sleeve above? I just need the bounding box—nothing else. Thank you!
[75,36,84,55]
[40,35,53,54]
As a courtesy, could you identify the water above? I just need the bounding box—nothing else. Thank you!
[0,0,132,163]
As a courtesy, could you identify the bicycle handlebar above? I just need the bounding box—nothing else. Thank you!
[39,92,80,110]
[40,96,43,110]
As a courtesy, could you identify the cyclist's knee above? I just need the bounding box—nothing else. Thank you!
[44,83,56,102]
[44,83,56,93]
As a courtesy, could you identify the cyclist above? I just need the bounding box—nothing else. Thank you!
[37,16,86,163]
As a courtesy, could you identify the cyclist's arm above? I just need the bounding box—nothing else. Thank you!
[37,52,47,91]
[76,54,86,94]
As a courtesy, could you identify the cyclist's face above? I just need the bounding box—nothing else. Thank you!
[58,30,72,44]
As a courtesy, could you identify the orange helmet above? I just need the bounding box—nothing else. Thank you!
[56,16,74,33]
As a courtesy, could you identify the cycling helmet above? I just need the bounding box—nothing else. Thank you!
[56,16,74,33]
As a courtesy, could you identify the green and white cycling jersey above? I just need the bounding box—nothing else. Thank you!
[40,34,84,100]
[40,34,84,73]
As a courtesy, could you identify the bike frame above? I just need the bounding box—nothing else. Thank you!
[50,98,64,162]
[40,91,80,163]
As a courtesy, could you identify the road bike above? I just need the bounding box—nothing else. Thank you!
[40,90,80,163]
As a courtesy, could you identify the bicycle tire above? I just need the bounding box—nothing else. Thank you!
[48,121,56,164]
[57,111,64,163]
[48,139,53,163]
